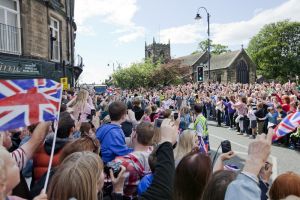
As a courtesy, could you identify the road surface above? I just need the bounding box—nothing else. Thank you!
[208,120,300,180]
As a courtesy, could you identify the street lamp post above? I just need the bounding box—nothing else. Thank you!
[195,7,211,80]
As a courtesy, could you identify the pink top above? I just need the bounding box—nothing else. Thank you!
[72,103,93,122]
[233,102,248,116]
[143,116,151,122]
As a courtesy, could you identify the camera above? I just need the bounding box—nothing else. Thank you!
[91,109,96,116]
[173,112,179,120]
[86,109,96,121]
[104,162,122,178]
[221,140,231,153]
[154,118,164,128]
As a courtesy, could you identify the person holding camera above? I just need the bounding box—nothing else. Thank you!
[111,122,154,198]
[225,129,273,200]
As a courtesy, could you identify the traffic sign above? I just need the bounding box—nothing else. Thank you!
[60,77,69,90]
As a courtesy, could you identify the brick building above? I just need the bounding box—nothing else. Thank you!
[175,48,257,83]
[0,0,82,87]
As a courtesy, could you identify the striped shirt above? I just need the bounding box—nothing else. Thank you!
[251,102,257,111]
[10,147,28,171]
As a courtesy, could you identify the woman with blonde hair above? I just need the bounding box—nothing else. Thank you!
[67,89,93,122]
[174,130,198,167]
[179,106,192,131]
[47,151,104,200]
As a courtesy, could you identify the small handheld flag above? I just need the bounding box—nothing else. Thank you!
[273,112,300,141]
[0,79,62,131]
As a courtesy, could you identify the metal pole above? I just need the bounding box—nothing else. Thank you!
[207,12,211,80]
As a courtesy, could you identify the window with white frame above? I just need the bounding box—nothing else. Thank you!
[0,0,21,54]
[49,17,60,62]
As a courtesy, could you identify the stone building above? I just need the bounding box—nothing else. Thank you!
[145,38,171,63]
[175,48,256,83]
[0,0,82,87]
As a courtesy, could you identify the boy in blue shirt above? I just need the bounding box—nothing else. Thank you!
[96,101,133,163]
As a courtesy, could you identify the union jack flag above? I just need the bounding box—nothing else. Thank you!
[0,79,62,131]
[273,112,300,141]
[198,136,208,154]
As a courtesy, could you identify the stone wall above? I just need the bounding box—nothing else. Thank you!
[20,0,71,63]
[9,0,77,86]
[243,53,256,83]
[210,69,228,83]
[227,51,257,83]
[21,0,49,59]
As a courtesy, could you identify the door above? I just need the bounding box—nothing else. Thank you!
[236,60,249,83]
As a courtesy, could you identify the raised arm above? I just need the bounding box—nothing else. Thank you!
[21,122,51,161]
[225,129,273,200]
[273,93,283,105]
[140,118,178,200]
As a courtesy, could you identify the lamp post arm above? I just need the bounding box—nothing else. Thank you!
[197,6,208,15]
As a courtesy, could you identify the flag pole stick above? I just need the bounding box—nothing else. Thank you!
[43,85,63,191]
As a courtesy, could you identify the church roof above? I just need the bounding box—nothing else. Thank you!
[209,50,241,70]
[175,52,206,66]
[173,49,245,71]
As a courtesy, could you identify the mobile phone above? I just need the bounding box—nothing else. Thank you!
[173,112,179,120]
[221,140,231,153]
[154,118,163,128]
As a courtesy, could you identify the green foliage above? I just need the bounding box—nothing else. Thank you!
[247,20,300,82]
[212,44,231,55]
[112,58,183,89]
[196,39,231,55]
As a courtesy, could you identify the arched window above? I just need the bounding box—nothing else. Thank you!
[159,50,165,59]
[236,60,249,83]
[148,51,152,58]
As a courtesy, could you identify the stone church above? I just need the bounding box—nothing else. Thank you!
[145,38,171,63]
[175,49,257,83]
[145,39,256,83]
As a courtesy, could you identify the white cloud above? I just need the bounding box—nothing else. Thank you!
[159,0,300,47]
[117,26,145,43]
[160,24,205,44]
[75,0,144,42]
[77,25,96,36]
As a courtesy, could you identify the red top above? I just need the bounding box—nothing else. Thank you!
[274,94,290,113]
[32,144,63,183]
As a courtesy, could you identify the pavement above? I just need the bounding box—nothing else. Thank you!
[207,120,300,180]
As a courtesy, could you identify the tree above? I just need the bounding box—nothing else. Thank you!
[195,39,231,55]
[112,59,156,89]
[212,44,231,55]
[111,58,185,89]
[247,20,300,82]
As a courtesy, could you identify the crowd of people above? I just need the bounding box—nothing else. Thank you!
[1,81,300,200]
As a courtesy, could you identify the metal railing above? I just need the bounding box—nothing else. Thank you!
[0,23,21,55]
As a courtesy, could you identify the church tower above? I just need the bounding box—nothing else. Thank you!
[145,37,171,63]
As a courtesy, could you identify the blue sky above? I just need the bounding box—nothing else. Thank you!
[74,0,299,83]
